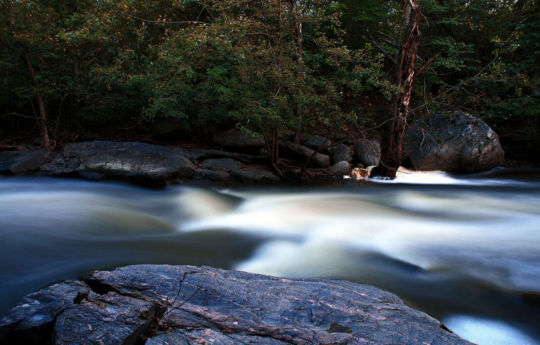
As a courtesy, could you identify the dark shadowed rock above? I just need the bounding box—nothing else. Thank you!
[231,168,280,183]
[200,158,243,171]
[330,161,352,176]
[0,150,51,175]
[151,118,189,141]
[280,141,330,168]
[0,280,90,344]
[331,144,353,164]
[302,134,331,152]
[0,265,472,345]
[194,169,234,183]
[185,148,267,164]
[354,139,381,167]
[55,292,163,345]
[41,141,195,185]
[405,112,505,172]
[213,130,265,152]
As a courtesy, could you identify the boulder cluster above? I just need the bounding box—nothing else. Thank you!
[0,112,505,185]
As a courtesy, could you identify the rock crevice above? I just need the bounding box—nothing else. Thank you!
[1,265,472,345]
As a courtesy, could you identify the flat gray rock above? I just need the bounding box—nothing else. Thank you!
[41,141,195,185]
[0,265,472,345]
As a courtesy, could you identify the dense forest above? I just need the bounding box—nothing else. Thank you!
[1,0,539,166]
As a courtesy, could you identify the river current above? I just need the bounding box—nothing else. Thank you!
[1,168,539,345]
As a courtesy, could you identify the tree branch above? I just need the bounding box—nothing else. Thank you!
[415,53,440,78]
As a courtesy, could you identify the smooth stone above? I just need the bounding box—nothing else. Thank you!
[405,112,505,172]
[354,139,381,167]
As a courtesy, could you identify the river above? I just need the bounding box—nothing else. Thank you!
[1,168,539,345]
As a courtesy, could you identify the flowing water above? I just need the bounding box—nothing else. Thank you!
[1,168,540,345]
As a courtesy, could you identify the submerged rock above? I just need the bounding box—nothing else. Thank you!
[405,112,505,172]
[41,141,195,185]
[0,265,472,345]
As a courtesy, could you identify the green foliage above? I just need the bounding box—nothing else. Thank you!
[141,0,387,138]
[1,0,538,153]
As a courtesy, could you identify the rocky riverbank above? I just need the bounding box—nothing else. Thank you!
[0,112,507,186]
[0,265,473,345]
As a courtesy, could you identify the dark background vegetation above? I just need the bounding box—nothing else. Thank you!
[1,0,539,162]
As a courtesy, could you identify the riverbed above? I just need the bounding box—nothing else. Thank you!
[1,168,539,345]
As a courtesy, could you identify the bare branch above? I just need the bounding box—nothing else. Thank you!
[415,53,440,78]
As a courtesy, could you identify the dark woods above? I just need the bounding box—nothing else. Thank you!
[1,0,539,171]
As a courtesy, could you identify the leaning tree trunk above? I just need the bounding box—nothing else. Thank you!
[23,51,51,150]
[4,0,52,150]
[380,0,421,177]
[291,0,304,145]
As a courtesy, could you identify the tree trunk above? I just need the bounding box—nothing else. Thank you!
[380,0,421,177]
[271,127,279,165]
[5,0,52,150]
[513,0,527,24]
[291,0,304,145]
[23,51,51,150]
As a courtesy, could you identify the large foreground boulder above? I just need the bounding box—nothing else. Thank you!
[405,112,505,172]
[41,141,195,185]
[0,265,471,345]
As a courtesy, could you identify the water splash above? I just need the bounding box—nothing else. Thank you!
[444,315,540,345]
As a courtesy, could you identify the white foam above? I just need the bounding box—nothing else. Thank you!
[444,315,540,345]
[181,189,540,292]
[175,188,237,219]
[371,167,529,186]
